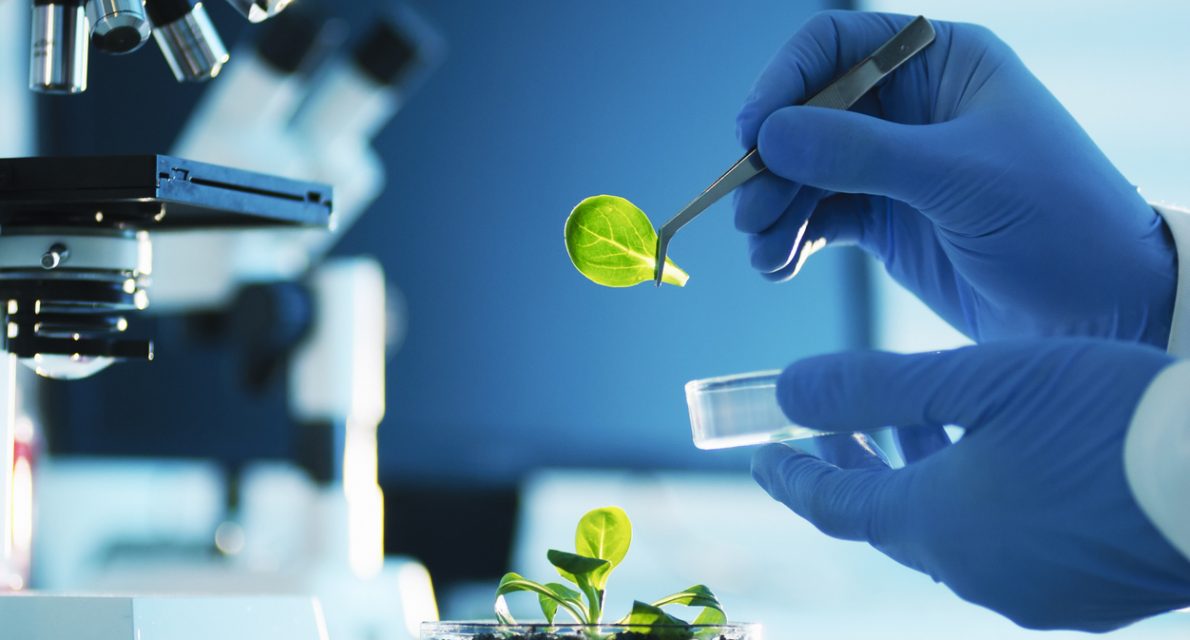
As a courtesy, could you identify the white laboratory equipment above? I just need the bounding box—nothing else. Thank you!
[27,258,438,639]
[0,594,330,640]
[0,153,338,639]
[1,4,445,639]
[153,3,441,309]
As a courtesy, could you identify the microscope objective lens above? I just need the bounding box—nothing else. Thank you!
[87,0,151,54]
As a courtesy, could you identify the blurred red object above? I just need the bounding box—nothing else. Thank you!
[2,415,36,592]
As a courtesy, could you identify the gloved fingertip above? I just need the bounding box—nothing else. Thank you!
[776,359,819,425]
[761,260,799,283]
[767,237,814,281]
[735,120,752,150]
[756,107,812,180]
[777,352,901,432]
[735,100,763,149]
[751,443,809,492]
[749,235,795,274]
[733,174,800,234]
[749,205,813,274]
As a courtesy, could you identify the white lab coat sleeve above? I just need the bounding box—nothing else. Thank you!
[1121,203,1190,562]
[1156,203,1190,357]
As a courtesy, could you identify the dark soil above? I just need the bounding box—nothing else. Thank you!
[464,628,723,632]
[472,635,581,640]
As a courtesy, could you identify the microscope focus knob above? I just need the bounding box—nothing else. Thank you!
[40,243,70,270]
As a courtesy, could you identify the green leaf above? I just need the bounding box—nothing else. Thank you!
[620,601,694,640]
[537,583,581,624]
[574,506,631,592]
[546,549,609,623]
[538,594,558,624]
[692,607,728,640]
[494,594,516,625]
[649,584,720,609]
[495,572,588,624]
[546,549,609,585]
[649,585,727,629]
[565,195,689,288]
[692,606,727,626]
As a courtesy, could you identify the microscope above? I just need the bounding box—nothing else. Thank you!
[2,2,440,638]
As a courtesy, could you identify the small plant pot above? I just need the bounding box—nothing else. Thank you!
[420,622,761,640]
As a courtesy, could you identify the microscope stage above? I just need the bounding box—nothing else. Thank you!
[0,593,329,640]
[0,155,333,229]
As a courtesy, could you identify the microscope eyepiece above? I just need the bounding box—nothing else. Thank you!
[223,0,293,24]
[146,0,229,82]
[254,3,339,76]
[29,0,90,94]
[87,0,151,54]
[352,17,422,89]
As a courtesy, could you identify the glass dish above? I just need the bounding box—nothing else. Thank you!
[421,622,761,640]
[686,370,822,450]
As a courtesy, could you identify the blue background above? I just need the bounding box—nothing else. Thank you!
[41,0,862,486]
[365,0,863,483]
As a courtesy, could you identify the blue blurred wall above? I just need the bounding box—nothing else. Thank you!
[340,1,862,484]
[38,0,859,487]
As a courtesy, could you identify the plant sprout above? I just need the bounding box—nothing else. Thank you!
[495,507,725,637]
[565,195,689,288]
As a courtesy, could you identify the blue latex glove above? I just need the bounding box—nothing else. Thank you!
[734,12,1177,347]
[752,339,1190,631]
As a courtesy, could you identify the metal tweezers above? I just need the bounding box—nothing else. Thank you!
[653,15,936,285]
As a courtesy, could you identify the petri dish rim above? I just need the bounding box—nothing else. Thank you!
[684,369,782,394]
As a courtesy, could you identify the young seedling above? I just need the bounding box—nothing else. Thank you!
[565,195,689,288]
[495,506,726,640]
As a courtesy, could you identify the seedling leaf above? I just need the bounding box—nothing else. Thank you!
[649,584,720,609]
[547,549,609,622]
[495,572,588,624]
[494,595,516,625]
[650,584,726,625]
[574,506,631,591]
[565,195,689,288]
[693,606,727,626]
[539,583,582,624]
[546,549,609,585]
[621,601,694,640]
[538,595,557,625]
[491,507,729,632]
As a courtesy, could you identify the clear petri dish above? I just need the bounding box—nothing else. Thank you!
[686,370,822,450]
[421,621,761,640]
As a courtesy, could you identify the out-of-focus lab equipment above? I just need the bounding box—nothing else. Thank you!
[155,2,436,307]
[29,0,297,94]
[2,2,443,639]
[225,0,292,23]
[652,15,935,286]
[0,155,337,637]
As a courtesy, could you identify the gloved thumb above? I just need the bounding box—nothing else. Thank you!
[752,443,895,542]
[776,345,1028,435]
[757,106,948,207]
